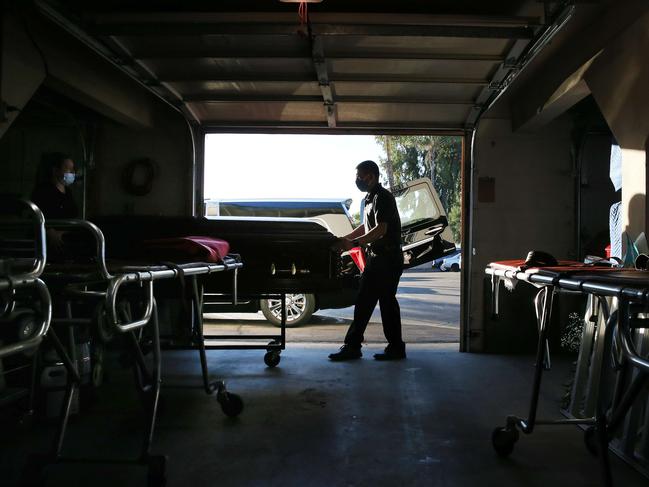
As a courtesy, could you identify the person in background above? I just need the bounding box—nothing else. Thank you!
[31,152,79,253]
[329,160,406,361]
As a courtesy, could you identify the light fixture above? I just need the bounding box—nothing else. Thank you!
[278,0,323,3]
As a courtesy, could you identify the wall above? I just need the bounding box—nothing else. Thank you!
[468,117,575,351]
[583,10,649,246]
[0,11,194,216]
[90,117,193,216]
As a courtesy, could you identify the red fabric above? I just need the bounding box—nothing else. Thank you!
[143,236,230,263]
[349,247,366,273]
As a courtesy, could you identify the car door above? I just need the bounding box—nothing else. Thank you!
[392,177,456,268]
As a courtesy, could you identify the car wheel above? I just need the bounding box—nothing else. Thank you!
[451,263,460,272]
[260,293,316,328]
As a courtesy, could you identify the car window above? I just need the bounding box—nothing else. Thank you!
[218,201,346,218]
[395,185,440,227]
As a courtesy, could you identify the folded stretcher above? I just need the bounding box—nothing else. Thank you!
[0,199,52,422]
[10,215,243,486]
[486,257,649,486]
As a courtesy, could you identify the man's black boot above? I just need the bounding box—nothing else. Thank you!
[328,345,362,361]
[374,344,406,361]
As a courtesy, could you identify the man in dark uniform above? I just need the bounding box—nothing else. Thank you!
[329,160,406,361]
[31,152,79,254]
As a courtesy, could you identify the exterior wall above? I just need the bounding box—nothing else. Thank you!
[468,118,575,351]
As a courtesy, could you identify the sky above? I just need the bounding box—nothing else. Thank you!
[204,134,384,215]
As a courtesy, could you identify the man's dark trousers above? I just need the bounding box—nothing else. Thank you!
[344,251,404,349]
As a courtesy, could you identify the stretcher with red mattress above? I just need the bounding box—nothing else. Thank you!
[21,218,244,486]
[486,257,649,486]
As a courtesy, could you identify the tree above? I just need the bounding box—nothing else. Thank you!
[375,135,462,243]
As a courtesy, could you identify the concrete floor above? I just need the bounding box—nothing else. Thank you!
[205,269,460,343]
[2,344,647,487]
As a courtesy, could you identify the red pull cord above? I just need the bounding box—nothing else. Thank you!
[298,2,308,26]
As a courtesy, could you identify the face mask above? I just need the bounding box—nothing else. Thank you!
[356,177,370,192]
[62,172,75,186]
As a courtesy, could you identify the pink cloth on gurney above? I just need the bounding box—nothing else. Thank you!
[143,236,230,263]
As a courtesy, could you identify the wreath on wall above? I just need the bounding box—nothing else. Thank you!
[121,158,158,196]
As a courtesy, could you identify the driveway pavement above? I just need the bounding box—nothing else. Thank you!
[204,266,460,343]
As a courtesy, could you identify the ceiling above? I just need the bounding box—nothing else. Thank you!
[38,0,569,132]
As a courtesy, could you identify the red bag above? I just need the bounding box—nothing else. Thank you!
[349,247,366,273]
[143,236,230,263]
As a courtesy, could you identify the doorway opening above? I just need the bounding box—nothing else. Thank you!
[202,132,463,345]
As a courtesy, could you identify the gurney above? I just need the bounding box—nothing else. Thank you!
[0,198,52,423]
[24,218,243,486]
[486,255,649,486]
[93,215,346,368]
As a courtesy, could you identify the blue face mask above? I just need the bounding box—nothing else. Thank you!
[62,172,75,186]
[356,177,370,192]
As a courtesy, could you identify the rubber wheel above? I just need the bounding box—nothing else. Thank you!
[264,351,281,368]
[21,453,48,487]
[584,426,600,456]
[260,293,315,328]
[492,427,519,457]
[219,392,244,418]
[91,345,105,388]
[13,312,37,358]
[147,455,167,487]
[93,303,115,344]
[451,263,460,272]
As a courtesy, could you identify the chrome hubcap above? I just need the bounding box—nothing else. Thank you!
[267,294,308,322]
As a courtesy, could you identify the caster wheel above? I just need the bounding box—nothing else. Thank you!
[264,351,281,368]
[21,453,49,487]
[17,411,35,431]
[94,304,115,344]
[492,427,519,457]
[584,426,600,456]
[147,455,167,487]
[218,392,244,418]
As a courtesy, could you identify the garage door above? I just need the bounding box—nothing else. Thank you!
[36,0,569,131]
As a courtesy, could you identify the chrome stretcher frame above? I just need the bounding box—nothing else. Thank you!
[0,199,52,420]
[28,219,243,486]
[486,262,649,486]
[197,290,288,368]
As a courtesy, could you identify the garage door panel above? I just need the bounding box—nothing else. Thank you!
[337,103,472,125]
[145,58,315,80]
[170,81,322,97]
[117,34,311,59]
[329,58,498,81]
[333,81,482,101]
[322,36,511,58]
[189,101,327,123]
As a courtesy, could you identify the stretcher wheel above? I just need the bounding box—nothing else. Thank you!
[147,455,167,487]
[20,453,48,486]
[93,303,115,344]
[218,392,244,418]
[264,351,281,368]
[584,426,601,456]
[16,312,37,357]
[491,427,519,456]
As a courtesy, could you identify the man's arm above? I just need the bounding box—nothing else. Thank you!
[342,224,366,240]
[356,222,387,245]
[335,222,387,251]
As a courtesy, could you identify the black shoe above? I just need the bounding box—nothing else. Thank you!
[328,345,362,361]
[374,345,406,361]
